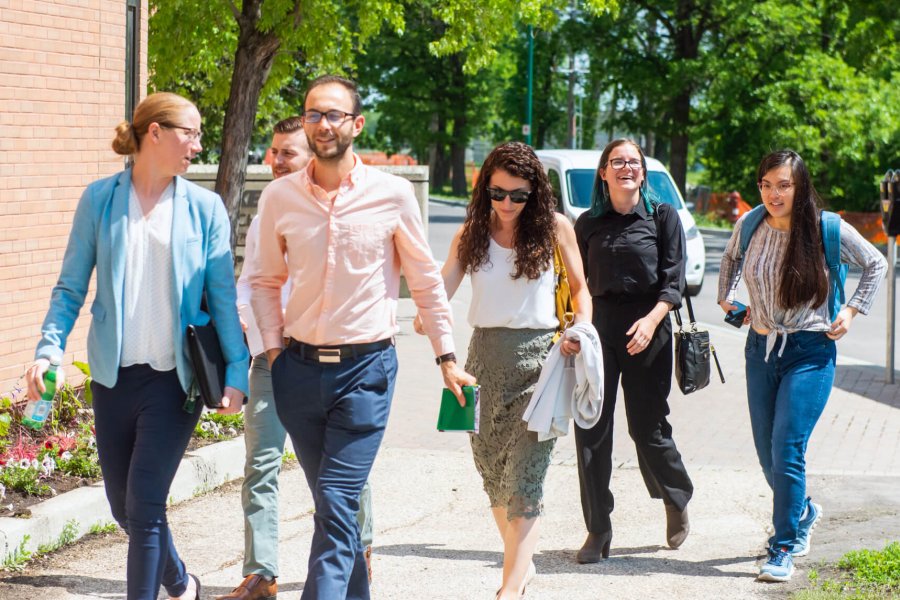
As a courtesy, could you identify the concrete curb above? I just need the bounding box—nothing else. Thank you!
[0,434,248,564]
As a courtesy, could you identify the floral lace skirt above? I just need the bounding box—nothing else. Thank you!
[466,327,556,520]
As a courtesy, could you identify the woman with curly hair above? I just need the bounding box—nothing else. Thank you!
[417,141,590,598]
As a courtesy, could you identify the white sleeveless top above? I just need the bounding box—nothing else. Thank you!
[468,238,558,329]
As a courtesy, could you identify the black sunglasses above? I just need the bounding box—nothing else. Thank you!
[487,187,531,204]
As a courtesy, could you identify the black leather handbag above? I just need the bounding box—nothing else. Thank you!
[673,294,724,394]
[185,296,227,409]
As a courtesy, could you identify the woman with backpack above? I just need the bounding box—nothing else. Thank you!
[573,138,693,563]
[718,149,887,582]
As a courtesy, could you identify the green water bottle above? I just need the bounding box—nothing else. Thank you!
[22,357,60,430]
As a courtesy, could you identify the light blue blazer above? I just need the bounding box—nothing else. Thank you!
[36,169,250,396]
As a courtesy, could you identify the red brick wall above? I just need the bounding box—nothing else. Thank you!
[0,0,148,395]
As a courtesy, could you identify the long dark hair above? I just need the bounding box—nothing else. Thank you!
[588,138,658,217]
[757,150,828,310]
[457,142,556,280]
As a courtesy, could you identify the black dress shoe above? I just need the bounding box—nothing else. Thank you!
[576,531,612,563]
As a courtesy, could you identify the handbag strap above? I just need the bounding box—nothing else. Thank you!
[673,292,697,329]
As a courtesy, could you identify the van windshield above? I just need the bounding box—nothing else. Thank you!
[566,169,684,209]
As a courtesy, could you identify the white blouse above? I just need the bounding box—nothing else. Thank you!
[120,182,177,371]
[467,238,558,329]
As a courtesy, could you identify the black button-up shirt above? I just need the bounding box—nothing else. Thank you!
[574,200,685,306]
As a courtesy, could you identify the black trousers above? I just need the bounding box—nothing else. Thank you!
[574,298,693,534]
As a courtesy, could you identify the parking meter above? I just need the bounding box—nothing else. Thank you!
[882,169,900,236]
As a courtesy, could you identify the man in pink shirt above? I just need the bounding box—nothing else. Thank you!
[250,75,474,600]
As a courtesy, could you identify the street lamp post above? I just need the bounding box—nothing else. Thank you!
[525,25,534,146]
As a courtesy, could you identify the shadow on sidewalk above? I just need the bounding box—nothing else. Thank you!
[374,543,754,578]
[1,574,307,598]
[833,364,900,407]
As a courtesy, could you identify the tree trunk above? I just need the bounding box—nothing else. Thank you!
[450,133,467,196]
[215,5,282,251]
[669,90,690,196]
[668,0,701,196]
[427,113,448,190]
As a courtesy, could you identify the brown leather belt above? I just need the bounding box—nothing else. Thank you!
[283,337,394,363]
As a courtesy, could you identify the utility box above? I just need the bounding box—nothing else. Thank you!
[881,169,900,236]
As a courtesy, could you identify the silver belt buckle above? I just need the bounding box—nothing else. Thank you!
[318,348,341,364]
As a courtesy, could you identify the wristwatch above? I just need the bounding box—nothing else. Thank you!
[435,352,457,366]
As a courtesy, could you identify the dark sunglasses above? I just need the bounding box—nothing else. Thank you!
[487,187,531,204]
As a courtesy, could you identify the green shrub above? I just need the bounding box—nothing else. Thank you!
[0,465,51,497]
[57,446,102,479]
[194,411,244,440]
[692,211,734,230]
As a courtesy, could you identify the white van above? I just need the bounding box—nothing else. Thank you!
[536,149,706,296]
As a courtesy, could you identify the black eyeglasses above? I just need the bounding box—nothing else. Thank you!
[608,158,641,170]
[487,187,531,204]
[301,109,357,125]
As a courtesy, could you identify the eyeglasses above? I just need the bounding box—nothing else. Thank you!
[162,124,202,142]
[301,109,357,125]
[487,187,531,204]
[607,158,642,170]
[758,182,794,196]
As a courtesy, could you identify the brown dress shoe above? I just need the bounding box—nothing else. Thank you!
[365,545,373,583]
[214,574,277,600]
[665,503,690,549]
[575,531,612,563]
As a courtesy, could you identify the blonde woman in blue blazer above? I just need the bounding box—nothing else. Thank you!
[24,92,249,600]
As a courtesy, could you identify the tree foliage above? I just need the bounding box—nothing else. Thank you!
[149,0,616,233]
[696,0,900,210]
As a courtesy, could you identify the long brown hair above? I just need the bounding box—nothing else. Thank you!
[457,142,556,280]
[757,150,828,310]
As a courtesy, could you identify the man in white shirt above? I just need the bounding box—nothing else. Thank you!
[221,116,374,600]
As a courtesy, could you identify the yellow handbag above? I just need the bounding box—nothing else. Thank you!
[552,244,575,344]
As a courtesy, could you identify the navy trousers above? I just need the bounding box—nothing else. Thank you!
[92,364,201,600]
[272,344,397,600]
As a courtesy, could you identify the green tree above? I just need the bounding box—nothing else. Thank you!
[150,0,616,239]
[696,0,900,210]
[357,5,515,193]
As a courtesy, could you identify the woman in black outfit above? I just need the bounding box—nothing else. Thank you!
[572,138,693,563]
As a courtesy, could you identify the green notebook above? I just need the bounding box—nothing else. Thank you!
[436,385,480,432]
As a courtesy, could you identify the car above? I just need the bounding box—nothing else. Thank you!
[536,149,706,296]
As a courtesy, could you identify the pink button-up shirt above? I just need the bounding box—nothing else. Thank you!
[250,155,454,356]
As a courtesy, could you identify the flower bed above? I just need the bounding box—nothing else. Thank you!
[0,365,244,520]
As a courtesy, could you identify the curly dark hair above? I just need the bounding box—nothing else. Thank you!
[756,149,828,310]
[457,141,557,280]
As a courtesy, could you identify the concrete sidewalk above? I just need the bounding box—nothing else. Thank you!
[1,279,898,599]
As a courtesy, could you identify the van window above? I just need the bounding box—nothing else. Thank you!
[565,168,684,210]
[547,169,563,212]
[646,172,684,209]
[567,169,595,208]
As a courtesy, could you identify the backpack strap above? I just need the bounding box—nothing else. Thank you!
[821,210,848,320]
[738,204,769,258]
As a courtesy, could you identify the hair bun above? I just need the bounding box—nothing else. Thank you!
[111,121,138,156]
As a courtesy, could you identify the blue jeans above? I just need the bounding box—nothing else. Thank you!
[92,365,200,600]
[745,330,835,549]
[242,355,375,578]
[272,344,397,600]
